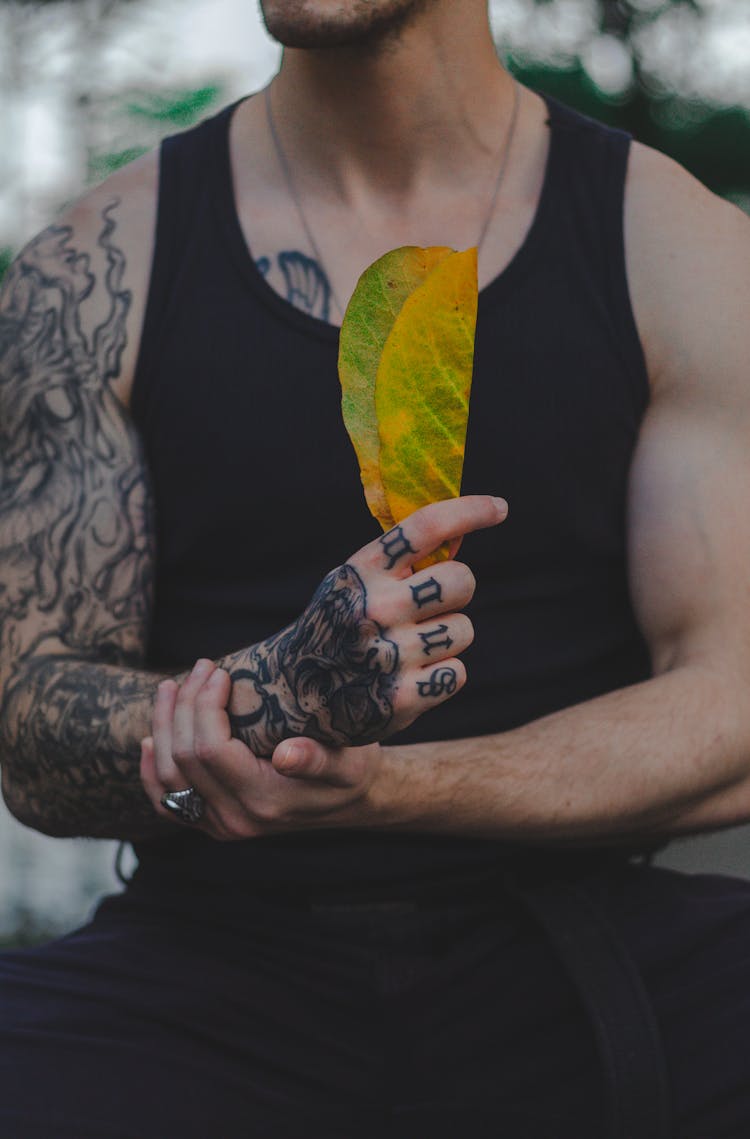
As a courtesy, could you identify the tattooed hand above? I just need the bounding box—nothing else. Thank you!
[163,496,508,780]
[141,496,506,837]
[140,664,387,841]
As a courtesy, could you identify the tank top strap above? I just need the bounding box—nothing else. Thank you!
[541,94,649,413]
[131,102,240,426]
[132,91,650,424]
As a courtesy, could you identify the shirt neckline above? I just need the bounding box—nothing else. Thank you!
[212,88,563,345]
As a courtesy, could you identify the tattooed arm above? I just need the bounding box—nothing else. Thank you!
[0,166,170,839]
[0,199,357,840]
[0,164,504,841]
[0,198,357,840]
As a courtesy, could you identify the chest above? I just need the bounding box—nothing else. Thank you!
[139,252,645,607]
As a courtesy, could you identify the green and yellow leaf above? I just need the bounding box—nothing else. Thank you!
[338,245,478,566]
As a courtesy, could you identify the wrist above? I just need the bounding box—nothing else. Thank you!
[364,741,424,829]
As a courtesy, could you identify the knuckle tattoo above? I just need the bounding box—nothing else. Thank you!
[418,624,454,656]
[416,666,459,699]
[410,577,443,609]
[379,524,416,570]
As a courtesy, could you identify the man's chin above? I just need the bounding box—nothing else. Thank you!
[259,0,434,51]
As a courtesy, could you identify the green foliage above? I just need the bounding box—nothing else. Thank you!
[496,1,749,207]
[88,146,148,183]
[507,58,750,206]
[86,87,223,185]
[125,86,223,129]
[0,247,12,285]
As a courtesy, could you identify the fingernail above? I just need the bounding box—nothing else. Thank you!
[278,741,304,769]
[493,497,508,516]
[192,659,212,677]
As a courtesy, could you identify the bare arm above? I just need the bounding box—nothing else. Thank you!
[195,144,750,846]
[363,146,750,844]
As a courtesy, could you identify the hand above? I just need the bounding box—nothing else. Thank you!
[140,662,384,841]
[225,494,508,754]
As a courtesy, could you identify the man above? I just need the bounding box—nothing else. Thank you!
[0,0,749,1135]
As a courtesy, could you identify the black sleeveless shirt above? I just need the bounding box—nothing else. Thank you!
[130,91,652,886]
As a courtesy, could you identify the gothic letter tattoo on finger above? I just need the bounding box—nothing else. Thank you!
[418,624,453,656]
[410,577,443,609]
[416,667,458,699]
[380,525,415,570]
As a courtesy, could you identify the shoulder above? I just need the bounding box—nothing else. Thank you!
[65,146,159,230]
[622,138,750,400]
[2,149,160,408]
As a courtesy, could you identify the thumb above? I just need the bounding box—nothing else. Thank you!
[272,737,331,780]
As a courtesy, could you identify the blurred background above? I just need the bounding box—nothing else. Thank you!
[0,0,749,946]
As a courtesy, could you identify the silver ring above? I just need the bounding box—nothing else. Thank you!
[161,786,205,825]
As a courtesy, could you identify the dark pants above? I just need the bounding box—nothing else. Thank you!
[0,862,749,1138]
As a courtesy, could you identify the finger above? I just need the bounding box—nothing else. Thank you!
[410,658,467,711]
[354,495,507,578]
[139,736,171,819]
[140,736,196,826]
[148,694,236,839]
[172,667,279,836]
[152,674,236,836]
[172,658,216,769]
[193,668,234,767]
[405,561,476,621]
[401,613,474,667]
[171,667,246,818]
[152,679,182,787]
[271,737,359,789]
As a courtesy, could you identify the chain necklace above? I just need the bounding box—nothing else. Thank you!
[264,76,521,322]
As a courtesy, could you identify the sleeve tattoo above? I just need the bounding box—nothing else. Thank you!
[0,211,410,838]
[0,203,163,837]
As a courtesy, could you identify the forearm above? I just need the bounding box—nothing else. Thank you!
[0,501,491,840]
[0,637,292,841]
[0,654,175,840]
[1,626,327,839]
[1,565,393,840]
[375,663,750,843]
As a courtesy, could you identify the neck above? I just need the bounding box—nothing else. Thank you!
[268,2,511,202]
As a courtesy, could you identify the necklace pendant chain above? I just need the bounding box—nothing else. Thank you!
[474,77,520,255]
[264,76,521,323]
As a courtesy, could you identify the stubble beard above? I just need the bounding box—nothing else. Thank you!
[259,0,439,51]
